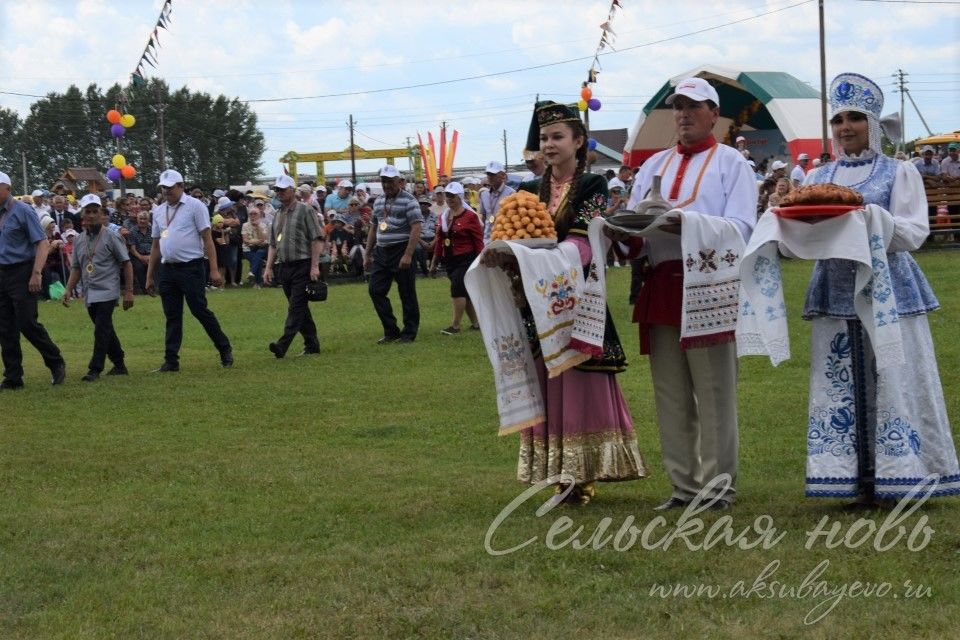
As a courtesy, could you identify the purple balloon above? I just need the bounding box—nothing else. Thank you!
[587,98,601,111]
[111,123,126,137]
[106,167,122,182]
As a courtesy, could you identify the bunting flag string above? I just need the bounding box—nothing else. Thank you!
[131,0,173,86]
[577,0,623,131]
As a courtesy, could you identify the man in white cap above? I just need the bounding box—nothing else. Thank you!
[621,77,758,511]
[145,169,233,372]
[769,159,788,181]
[478,160,515,244]
[790,153,810,186]
[61,195,135,381]
[31,189,51,218]
[364,165,422,343]
[263,174,325,358]
[0,171,66,389]
[324,179,353,218]
[913,145,941,177]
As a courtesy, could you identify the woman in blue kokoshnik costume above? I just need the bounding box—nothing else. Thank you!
[802,72,960,507]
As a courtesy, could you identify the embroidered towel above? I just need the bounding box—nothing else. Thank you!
[465,255,545,435]
[737,204,903,368]
[510,241,592,377]
[567,217,612,358]
[607,209,745,349]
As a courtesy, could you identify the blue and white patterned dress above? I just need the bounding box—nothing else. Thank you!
[802,153,960,498]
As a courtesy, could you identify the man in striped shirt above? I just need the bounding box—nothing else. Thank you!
[364,165,422,344]
[263,175,325,358]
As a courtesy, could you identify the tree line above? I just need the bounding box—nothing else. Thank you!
[0,78,265,194]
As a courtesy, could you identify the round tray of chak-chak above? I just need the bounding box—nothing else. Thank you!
[489,191,558,246]
[773,184,864,219]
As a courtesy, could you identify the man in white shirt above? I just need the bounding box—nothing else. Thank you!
[790,153,810,186]
[31,190,52,218]
[623,77,758,511]
[939,143,960,179]
[478,161,515,243]
[145,169,233,372]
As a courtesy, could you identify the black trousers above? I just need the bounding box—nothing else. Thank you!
[368,244,419,340]
[0,261,64,381]
[275,260,319,354]
[157,259,231,364]
[86,299,125,373]
[131,257,149,294]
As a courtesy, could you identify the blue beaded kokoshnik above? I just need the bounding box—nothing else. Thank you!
[802,154,939,319]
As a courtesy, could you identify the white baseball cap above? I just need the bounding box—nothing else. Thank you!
[31,189,44,198]
[39,214,54,229]
[797,153,810,160]
[922,145,934,153]
[158,169,184,187]
[338,179,354,188]
[771,160,788,171]
[217,199,234,211]
[78,194,102,209]
[665,77,720,107]
[444,182,465,197]
[485,160,505,174]
[0,172,10,186]
[607,177,626,190]
[735,135,746,143]
[354,183,368,192]
[212,189,226,198]
[379,165,401,179]
[273,174,296,190]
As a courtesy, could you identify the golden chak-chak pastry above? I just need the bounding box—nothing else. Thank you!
[490,191,558,241]
[780,184,864,207]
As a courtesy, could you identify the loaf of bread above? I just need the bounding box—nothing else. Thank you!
[780,184,864,207]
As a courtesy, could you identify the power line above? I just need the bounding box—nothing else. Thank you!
[856,0,960,3]
[242,0,815,103]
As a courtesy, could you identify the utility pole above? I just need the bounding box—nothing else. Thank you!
[502,129,508,168]
[405,136,413,172]
[904,89,933,137]
[818,0,828,156]
[21,151,28,194]
[348,114,357,184]
[155,84,166,170]
[895,69,907,152]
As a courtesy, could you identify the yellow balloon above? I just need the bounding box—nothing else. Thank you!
[577,99,588,112]
[112,154,126,169]
[120,114,136,128]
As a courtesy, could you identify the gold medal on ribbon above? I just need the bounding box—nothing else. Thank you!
[161,229,169,239]
[85,262,95,274]
[444,238,451,247]
[379,221,388,232]
[277,233,283,242]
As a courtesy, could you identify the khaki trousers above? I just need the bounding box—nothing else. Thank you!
[648,325,738,501]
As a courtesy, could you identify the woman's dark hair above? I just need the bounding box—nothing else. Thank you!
[537,119,588,238]
[226,189,244,203]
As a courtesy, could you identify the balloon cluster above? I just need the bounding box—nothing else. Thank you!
[576,85,602,113]
[104,110,137,182]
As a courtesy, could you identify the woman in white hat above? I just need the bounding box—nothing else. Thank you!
[429,182,483,334]
[800,72,958,507]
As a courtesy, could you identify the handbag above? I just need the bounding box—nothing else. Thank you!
[305,279,328,302]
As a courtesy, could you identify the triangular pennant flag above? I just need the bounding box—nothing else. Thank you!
[600,20,610,31]
[158,16,167,30]
[588,68,598,83]
[142,55,156,69]
[605,24,616,37]
[612,0,621,7]
[598,41,606,52]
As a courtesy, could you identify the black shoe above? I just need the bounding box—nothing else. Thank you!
[708,499,731,511]
[50,362,66,386]
[105,365,128,376]
[653,497,690,512]
[220,349,234,368]
[398,336,415,343]
[268,342,285,359]
[154,362,179,373]
[81,371,100,382]
[0,378,24,390]
[377,335,400,345]
[299,347,320,356]
[440,326,460,335]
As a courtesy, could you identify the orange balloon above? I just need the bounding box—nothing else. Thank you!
[580,87,592,101]
[120,165,136,179]
[107,110,122,124]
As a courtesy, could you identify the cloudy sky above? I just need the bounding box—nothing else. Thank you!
[2,0,958,179]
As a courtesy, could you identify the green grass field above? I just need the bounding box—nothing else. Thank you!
[2,252,960,639]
